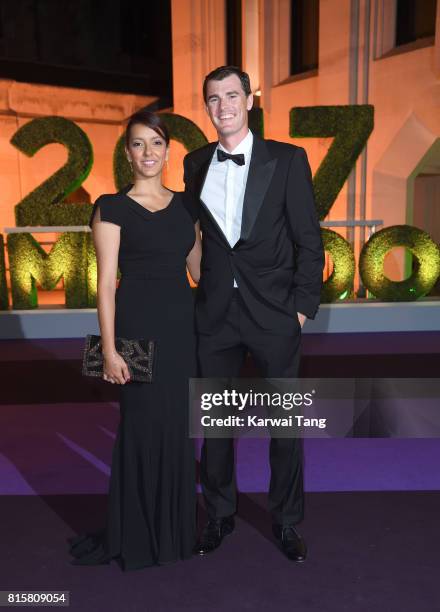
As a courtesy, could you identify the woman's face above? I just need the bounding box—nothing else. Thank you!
[125,123,168,179]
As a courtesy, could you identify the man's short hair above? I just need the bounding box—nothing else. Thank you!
[203,66,252,103]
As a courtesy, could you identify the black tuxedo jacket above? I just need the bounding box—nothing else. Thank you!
[183,133,324,335]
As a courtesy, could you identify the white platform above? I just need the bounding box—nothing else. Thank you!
[0,300,439,339]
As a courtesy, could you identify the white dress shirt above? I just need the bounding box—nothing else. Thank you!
[201,130,253,287]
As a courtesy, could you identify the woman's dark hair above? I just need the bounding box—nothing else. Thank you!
[203,66,252,103]
[125,108,170,147]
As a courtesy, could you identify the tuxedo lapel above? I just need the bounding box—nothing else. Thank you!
[188,135,277,247]
[239,136,277,242]
[191,148,215,200]
[189,144,231,247]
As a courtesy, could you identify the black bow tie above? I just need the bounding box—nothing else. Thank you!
[217,149,245,166]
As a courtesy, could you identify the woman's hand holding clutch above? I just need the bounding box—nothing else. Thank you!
[103,351,131,384]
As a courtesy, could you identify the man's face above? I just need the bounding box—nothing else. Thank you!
[205,74,253,138]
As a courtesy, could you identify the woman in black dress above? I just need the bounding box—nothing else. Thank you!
[68,109,201,570]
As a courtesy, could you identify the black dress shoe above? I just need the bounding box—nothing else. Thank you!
[272,524,307,562]
[194,516,235,555]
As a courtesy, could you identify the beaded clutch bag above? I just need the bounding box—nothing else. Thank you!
[82,335,155,383]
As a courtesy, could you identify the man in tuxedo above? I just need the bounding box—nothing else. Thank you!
[183,66,324,562]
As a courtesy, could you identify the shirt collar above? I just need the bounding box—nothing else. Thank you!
[217,130,253,158]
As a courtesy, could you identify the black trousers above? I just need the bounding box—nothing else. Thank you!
[197,290,304,526]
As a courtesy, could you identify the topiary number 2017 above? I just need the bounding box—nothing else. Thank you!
[2,107,439,310]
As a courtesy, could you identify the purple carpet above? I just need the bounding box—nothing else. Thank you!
[1,333,439,495]
[1,492,438,611]
[1,401,440,494]
[1,334,439,610]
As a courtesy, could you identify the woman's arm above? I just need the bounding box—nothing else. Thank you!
[186,221,202,284]
[92,207,130,384]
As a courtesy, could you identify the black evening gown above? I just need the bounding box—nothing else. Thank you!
[68,186,197,571]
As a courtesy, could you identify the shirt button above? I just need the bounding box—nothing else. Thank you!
[229,250,235,256]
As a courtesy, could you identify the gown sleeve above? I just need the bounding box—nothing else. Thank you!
[89,195,124,229]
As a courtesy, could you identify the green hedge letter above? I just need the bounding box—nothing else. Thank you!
[321,229,356,302]
[359,225,440,300]
[0,234,9,310]
[8,232,89,309]
[10,117,94,226]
